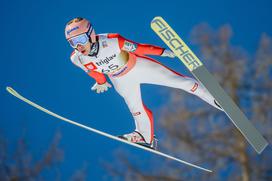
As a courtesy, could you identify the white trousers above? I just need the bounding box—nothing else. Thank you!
[110,56,221,143]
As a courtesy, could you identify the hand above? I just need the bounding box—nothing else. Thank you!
[91,82,112,93]
[161,49,176,58]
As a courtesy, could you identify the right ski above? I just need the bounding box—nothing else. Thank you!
[6,86,212,173]
[151,16,269,154]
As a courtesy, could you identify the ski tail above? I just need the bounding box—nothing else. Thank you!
[6,86,213,173]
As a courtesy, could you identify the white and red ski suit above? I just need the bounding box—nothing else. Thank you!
[70,33,221,144]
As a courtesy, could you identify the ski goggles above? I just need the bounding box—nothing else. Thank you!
[68,26,94,48]
[68,33,89,48]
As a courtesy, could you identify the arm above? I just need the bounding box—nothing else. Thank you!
[70,52,111,93]
[108,33,165,56]
[70,51,107,84]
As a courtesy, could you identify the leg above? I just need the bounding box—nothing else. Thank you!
[135,57,223,111]
[110,77,154,143]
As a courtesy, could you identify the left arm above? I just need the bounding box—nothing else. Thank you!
[108,34,175,57]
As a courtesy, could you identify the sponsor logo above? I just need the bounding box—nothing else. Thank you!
[66,26,79,35]
[133,112,141,116]
[84,62,97,70]
[111,66,128,77]
[96,54,116,66]
[151,17,202,71]
[190,83,198,92]
[123,41,137,52]
[102,41,108,48]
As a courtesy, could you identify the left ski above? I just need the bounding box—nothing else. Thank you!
[6,86,212,173]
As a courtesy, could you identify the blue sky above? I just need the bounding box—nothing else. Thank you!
[1,0,272,180]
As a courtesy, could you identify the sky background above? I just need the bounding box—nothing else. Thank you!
[1,0,272,180]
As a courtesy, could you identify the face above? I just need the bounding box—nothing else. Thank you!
[76,41,91,55]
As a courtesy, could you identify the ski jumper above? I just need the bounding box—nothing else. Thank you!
[70,33,221,143]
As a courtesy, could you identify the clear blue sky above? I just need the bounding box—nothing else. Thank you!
[1,0,271,180]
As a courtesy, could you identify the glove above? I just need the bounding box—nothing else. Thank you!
[161,49,176,58]
[91,82,112,94]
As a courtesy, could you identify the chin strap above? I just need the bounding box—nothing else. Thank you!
[88,41,99,57]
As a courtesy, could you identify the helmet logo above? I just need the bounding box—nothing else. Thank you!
[66,26,80,35]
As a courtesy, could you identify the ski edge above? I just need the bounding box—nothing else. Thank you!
[6,86,213,173]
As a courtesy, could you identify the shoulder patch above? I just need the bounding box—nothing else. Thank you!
[123,40,137,52]
[98,33,108,40]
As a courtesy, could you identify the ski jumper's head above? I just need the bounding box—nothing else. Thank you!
[65,17,96,55]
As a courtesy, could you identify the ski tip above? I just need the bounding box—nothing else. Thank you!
[151,16,162,21]
[6,86,18,96]
[6,86,12,92]
[150,16,163,27]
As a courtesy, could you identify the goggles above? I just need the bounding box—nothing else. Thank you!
[68,33,89,48]
[68,26,94,48]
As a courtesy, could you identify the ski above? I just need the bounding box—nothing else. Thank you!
[6,86,212,173]
[151,16,268,154]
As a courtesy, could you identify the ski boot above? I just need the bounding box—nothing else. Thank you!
[118,131,158,150]
[214,99,223,110]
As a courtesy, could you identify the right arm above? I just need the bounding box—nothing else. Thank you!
[70,51,107,85]
[70,51,111,93]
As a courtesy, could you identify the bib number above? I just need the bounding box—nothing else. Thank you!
[102,64,119,74]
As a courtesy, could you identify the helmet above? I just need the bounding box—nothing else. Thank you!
[65,17,96,43]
